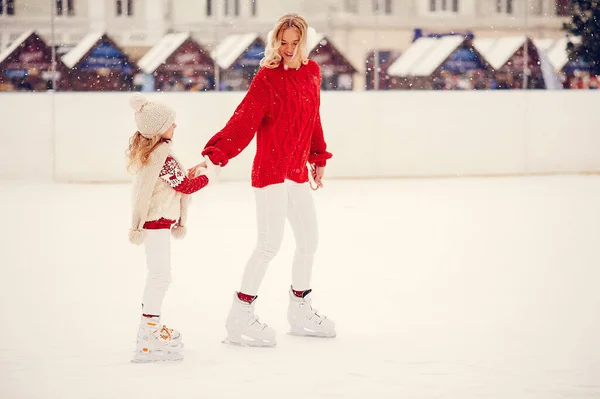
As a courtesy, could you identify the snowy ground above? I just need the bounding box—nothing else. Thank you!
[1,176,600,399]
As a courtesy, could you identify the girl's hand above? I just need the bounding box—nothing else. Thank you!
[188,161,207,178]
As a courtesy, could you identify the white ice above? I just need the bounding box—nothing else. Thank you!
[1,176,600,399]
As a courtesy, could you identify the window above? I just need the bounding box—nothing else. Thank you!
[430,0,458,12]
[116,0,133,16]
[0,0,15,16]
[345,0,358,13]
[555,0,572,16]
[207,0,212,16]
[223,0,239,16]
[372,0,392,14]
[250,0,256,16]
[496,0,514,14]
[56,0,75,16]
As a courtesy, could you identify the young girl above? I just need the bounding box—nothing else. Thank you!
[192,13,335,347]
[126,93,219,362]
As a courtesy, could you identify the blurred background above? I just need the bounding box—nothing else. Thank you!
[0,0,596,93]
[0,0,598,184]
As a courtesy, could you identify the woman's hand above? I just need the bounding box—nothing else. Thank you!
[310,164,325,190]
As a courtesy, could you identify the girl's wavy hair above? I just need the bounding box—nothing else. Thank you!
[126,131,162,173]
[260,13,311,69]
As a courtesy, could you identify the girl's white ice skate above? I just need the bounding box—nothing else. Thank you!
[132,316,184,363]
[287,289,336,338]
[223,292,276,347]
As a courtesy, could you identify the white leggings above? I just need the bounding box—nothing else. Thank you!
[240,180,319,296]
[142,229,172,315]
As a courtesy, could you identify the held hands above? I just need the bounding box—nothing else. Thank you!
[188,156,221,184]
[187,161,207,178]
[309,164,325,190]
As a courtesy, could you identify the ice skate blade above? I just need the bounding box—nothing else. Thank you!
[222,337,276,348]
[288,329,336,338]
[131,351,184,363]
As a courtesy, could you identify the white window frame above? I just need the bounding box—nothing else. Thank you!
[56,0,76,17]
[223,0,239,16]
[428,0,459,13]
[116,0,134,17]
[345,0,359,14]
[0,0,15,16]
[373,0,393,14]
[496,0,514,14]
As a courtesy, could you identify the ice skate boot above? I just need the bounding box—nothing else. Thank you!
[223,292,276,347]
[131,316,184,363]
[287,288,336,338]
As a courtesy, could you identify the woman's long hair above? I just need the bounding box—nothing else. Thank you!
[260,13,310,69]
[126,131,162,173]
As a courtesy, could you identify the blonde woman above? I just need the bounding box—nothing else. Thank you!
[192,13,335,347]
[126,93,219,362]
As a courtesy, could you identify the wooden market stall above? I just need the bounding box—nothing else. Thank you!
[60,33,138,91]
[473,36,545,89]
[307,34,357,90]
[0,30,68,91]
[213,34,265,91]
[388,36,492,90]
[137,32,215,92]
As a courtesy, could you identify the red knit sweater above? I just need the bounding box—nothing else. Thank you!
[202,60,332,188]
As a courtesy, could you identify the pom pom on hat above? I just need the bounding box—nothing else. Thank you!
[130,93,176,139]
[130,93,148,113]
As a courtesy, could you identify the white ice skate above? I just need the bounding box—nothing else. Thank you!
[287,289,336,338]
[131,316,184,363]
[223,292,276,347]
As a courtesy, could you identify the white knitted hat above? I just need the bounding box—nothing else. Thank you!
[130,93,176,138]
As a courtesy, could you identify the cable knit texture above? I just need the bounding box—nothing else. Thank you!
[129,142,200,244]
[202,60,332,188]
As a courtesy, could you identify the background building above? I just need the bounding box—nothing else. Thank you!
[0,0,573,89]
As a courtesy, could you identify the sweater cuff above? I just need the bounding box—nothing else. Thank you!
[309,151,333,167]
[202,147,229,167]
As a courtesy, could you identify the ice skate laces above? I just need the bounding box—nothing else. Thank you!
[241,302,269,330]
[300,297,326,324]
[158,325,173,341]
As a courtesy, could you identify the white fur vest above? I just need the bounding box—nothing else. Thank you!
[128,141,190,245]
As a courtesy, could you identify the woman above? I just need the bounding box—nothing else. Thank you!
[196,13,335,347]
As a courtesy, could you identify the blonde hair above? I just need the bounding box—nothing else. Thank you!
[260,13,310,69]
[126,131,163,173]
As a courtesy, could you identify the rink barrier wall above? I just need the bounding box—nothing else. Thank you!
[1,91,599,182]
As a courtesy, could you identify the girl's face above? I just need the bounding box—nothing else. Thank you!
[278,28,301,66]
[162,122,176,140]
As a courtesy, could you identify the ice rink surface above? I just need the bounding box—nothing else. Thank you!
[1,176,599,399]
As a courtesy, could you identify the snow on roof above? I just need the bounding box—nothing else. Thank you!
[212,33,260,70]
[409,36,465,77]
[473,35,527,70]
[533,38,555,53]
[547,36,582,70]
[545,37,575,71]
[387,37,439,77]
[138,32,190,74]
[0,30,35,64]
[307,33,326,53]
[62,32,103,68]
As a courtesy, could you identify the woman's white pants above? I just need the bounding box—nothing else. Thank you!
[240,180,319,295]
